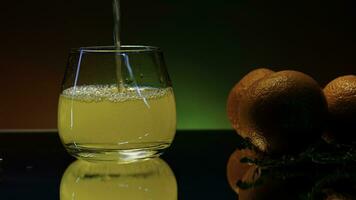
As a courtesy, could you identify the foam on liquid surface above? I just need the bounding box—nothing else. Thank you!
[61,85,171,103]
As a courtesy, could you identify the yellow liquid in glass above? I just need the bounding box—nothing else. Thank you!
[58,85,176,160]
[60,159,177,200]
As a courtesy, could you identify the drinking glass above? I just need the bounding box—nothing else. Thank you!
[58,46,176,162]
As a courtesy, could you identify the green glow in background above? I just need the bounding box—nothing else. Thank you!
[125,2,245,130]
[97,1,244,130]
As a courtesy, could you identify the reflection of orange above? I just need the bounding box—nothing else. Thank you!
[238,70,327,155]
[238,166,289,200]
[238,166,306,200]
[324,75,356,142]
[226,148,260,194]
[227,68,274,138]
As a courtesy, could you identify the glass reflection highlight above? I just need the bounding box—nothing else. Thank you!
[60,158,177,200]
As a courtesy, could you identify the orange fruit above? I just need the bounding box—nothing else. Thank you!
[323,75,356,142]
[238,70,327,155]
[227,148,260,194]
[227,68,274,138]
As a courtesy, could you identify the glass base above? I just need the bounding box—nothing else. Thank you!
[65,142,170,163]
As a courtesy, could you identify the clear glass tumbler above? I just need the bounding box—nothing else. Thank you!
[58,46,176,162]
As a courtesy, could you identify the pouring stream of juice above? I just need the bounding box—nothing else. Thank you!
[113,0,121,47]
[112,0,149,106]
[113,0,124,91]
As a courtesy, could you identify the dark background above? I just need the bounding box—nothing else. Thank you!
[0,0,355,130]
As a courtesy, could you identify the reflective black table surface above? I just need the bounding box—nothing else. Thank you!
[0,131,239,199]
[0,131,355,200]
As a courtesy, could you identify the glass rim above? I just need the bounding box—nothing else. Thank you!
[70,45,162,53]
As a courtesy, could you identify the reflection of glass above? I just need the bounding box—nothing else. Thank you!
[60,158,177,200]
[58,46,176,162]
